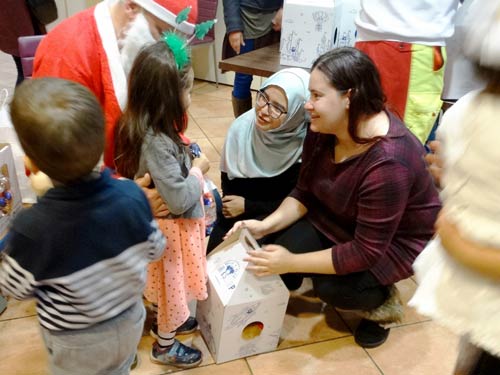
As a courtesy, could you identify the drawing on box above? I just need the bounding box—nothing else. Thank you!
[260,283,274,295]
[281,31,305,63]
[218,260,240,290]
[316,32,332,57]
[0,165,13,216]
[226,302,260,330]
[312,11,329,32]
[338,30,357,48]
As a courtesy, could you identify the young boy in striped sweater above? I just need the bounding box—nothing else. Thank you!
[0,78,165,375]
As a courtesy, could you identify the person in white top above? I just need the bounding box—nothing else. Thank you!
[409,1,500,374]
[355,0,460,143]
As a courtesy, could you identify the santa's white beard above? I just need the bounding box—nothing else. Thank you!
[119,13,156,76]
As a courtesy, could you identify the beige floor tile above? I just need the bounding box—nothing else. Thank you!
[175,359,251,375]
[208,137,225,156]
[246,337,382,375]
[185,116,206,139]
[0,298,37,321]
[367,321,459,375]
[195,117,234,139]
[0,316,48,375]
[279,294,351,350]
[188,99,234,119]
[192,83,233,101]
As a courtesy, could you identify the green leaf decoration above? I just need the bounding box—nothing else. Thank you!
[175,6,192,24]
[194,20,217,40]
[162,32,190,70]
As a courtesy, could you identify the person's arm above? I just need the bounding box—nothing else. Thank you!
[222,0,243,34]
[0,231,35,300]
[437,212,500,280]
[425,140,443,188]
[245,245,335,276]
[135,173,169,217]
[226,196,307,239]
[271,7,283,31]
[145,137,203,216]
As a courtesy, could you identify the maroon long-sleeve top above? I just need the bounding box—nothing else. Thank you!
[290,111,441,285]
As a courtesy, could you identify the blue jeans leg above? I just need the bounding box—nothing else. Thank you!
[233,39,255,100]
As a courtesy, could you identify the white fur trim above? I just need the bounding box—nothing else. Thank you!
[94,1,127,111]
[132,0,195,34]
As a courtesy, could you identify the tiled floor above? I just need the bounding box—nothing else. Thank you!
[0,50,460,374]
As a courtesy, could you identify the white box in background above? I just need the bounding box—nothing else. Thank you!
[0,144,22,240]
[333,0,361,48]
[197,228,289,363]
[280,0,336,69]
[279,0,361,69]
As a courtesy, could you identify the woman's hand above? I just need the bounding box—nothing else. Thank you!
[229,31,245,54]
[245,245,296,276]
[222,195,245,218]
[224,219,268,240]
[135,173,169,217]
[425,140,443,188]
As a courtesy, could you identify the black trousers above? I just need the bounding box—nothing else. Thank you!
[473,350,500,375]
[268,218,390,311]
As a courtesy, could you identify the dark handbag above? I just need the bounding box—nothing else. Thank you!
[26,0,58,25]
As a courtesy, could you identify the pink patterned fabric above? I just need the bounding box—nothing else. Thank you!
[144,217,207,333]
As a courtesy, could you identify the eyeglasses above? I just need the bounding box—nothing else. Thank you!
[255,91,287,119]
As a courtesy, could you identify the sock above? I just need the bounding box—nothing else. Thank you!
[151,303,158,314]
[157,330,175,348]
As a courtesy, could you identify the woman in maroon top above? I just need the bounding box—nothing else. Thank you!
[229,48,441,348]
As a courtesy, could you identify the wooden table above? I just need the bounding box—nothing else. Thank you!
[219,43,308,77]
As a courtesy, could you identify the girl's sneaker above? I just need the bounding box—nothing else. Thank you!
[150,317,198,339]
[150,340,202,368]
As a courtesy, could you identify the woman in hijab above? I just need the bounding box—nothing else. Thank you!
[206,67,310,252]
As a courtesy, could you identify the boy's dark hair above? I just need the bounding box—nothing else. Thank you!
[115,41,192,179]
[10,78,104,184]
[311,47,386,144]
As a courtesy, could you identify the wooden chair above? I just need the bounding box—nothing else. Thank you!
[191,0,219,86]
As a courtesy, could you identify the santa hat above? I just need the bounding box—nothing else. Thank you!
[132,0,198,35]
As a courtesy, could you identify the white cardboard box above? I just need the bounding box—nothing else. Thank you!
[333,0,361,48]
[0,96,36,203]
[279,0,360,69]
[197,228,289,363]
[280,0,336,69]
[0,144,22,240]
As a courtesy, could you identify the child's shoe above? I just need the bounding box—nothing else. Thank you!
[176,317,198,335]
[150,317,198,339]
[150,340,202,368]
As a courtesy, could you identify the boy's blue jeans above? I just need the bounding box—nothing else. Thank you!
[40,300,145,375]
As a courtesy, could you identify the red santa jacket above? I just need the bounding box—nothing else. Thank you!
[34,4,125,168]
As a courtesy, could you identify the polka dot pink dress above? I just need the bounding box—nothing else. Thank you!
[144,216,207,333]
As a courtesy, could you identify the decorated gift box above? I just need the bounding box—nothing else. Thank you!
[197,228,289,363]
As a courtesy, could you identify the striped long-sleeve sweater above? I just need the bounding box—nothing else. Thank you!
[0,169,165,331]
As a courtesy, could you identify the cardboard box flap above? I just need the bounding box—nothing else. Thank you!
[207,228,261,305]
